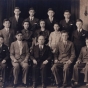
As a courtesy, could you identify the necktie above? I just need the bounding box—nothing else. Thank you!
[19,42,22,55]
[39,45,43,51]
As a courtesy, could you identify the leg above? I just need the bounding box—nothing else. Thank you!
[51,64,61,85]
[12,62,20,84]
[72,63,79,82]
[84,64,88,83]
[63,63,70,85]
[0,63,6,83]
[40,64,47,85]
[21,62,29,84]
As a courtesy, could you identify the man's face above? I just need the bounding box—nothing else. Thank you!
[86,40,88,46]
[48,10,54,17]
[29,10,35,16]
[23,22,29,29]
[76,21,83,29]
[54,24,60,31]
[0,37,4,44]
[3,21,10,28]
[62,33,68,41]
[38,36,45,45]
[16,33,23,41]
[64,12,71,19]
[40,21,45,28]
[14,9,21,15]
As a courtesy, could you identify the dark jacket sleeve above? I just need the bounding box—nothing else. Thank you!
[70,43,76,62]
[4,45,10,60]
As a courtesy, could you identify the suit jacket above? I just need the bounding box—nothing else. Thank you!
[10,41,29,62]
[0,44,9,61]
[45,18,57,33]
[78,46,88,63]
[9,16,23,33]
[72,29,88,46]
[0,28,15,47]
[30,45,52,63]
[25,17,39,31]
[55,40,75,62]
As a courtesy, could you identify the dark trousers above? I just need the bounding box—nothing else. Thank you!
[32,64,47,84]
[0,63,6,83]
[51,63,70,85]
[72,63,88,83]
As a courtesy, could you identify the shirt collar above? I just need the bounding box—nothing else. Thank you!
[77,28,82,32]
[4,27,9,31]
[15,15,19,18]
[39,45,44,49]
[29,16,34,20]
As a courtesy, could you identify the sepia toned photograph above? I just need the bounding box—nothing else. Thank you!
[0,0,87,88]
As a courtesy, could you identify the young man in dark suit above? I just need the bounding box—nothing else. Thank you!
[60,10,75,40]
[72,37,88,87]
[51,30,75,88]
[9,7,23,33]
[30,35,52,88]
[0,35,9,88]
[72,19,88,59]
[25,8,39,31]
[45,8,57,33]
[10,31,29,88]
[0,19,15,48]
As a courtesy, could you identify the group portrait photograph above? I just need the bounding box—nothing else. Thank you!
[0,0,88,88]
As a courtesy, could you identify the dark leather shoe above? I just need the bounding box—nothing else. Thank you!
[13,84,17,88]
[22,83,28,88]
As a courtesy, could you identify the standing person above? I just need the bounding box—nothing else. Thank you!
[72,19,88,59]
[30,35,52,88]
[51,30,75,88]
[45,8,57,33]
[9,7,23,33]
[10,31,29,88]
[0,35,9,88]
[22,20,33,49]
[34,19,49,45]
[0,19,15,48]
[25,7,39,31]
[49,22,61,52]
[60,10,75,40]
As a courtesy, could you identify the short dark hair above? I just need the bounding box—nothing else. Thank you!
[0,35,4,39]
[3,19,11,23]
[48,8,54,12]
[38,35,45,39]
[16,31,23,35]
[61,30,69,35]
[29,7,35,11]
[76,19,83,23]
[40,19,45,23]
[64,10,70,13]
[14,7,20,10]
[22,19,30,25]
[53,22,60,26]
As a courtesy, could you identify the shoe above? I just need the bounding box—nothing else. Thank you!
[62,83,68,88]
[13,84,17,88]
[22,83,28,88]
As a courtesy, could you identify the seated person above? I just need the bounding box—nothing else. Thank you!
[30,35,52,88]
[51,30,75,88]
[10,31,29,88]
[49,22,61,53]
[0,35,9,88]
[34,19,49,45]
[72,37,88,87]
[22,20,33,49]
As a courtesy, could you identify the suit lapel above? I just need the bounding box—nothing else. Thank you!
[65,41,70,52]
[15,41,20,54]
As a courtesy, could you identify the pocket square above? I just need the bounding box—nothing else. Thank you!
[3,50,5,51]
[70,24,73,25]
[82,34,85,36]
